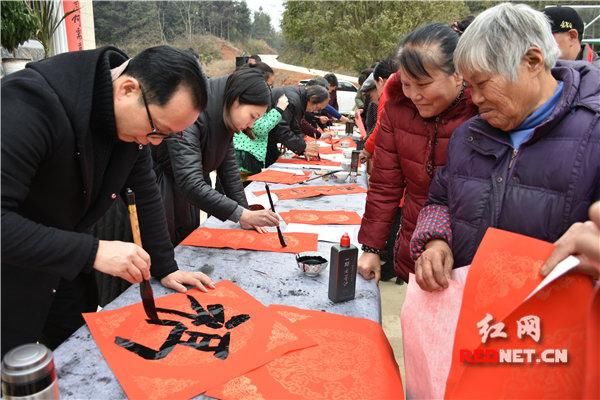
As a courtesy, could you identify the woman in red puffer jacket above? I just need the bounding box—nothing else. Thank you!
[358,22,478,282]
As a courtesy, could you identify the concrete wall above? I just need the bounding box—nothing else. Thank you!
[79,0,96,50]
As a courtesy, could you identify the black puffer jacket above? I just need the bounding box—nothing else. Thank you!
[266,85,308,166]
[155,75,248,243]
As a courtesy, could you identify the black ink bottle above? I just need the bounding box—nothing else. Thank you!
[328,232,358,303]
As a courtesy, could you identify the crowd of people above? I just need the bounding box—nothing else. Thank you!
[1,6,598,390]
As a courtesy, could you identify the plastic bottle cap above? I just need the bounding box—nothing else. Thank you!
[340,233,350,247]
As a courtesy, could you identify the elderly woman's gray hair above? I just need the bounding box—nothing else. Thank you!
[454,3,560,81]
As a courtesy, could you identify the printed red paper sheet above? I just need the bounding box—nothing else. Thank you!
[279,210,362,225]
[445,228,595,399]
[247,170,311,185]
[276,156,341,167]
[254,184,367,200]
[206,305,404,400]
[180,228,318,253]
[83,281,315,400]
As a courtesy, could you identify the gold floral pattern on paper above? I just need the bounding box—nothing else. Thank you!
[293,213,320,223]
[221,376,265,400]
[132,376,199,400]
[266,322,299,352]
[276,310,311,323]
[474,250,542,311]
[266,328,386,399]
[97,311,131,338]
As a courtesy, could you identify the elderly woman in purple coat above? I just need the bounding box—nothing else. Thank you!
[410,3,600,292]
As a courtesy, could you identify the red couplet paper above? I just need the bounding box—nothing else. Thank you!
[254,184,367,200]
[180,227,318,253]
[83,281,315,400]
[62,1,83,51]
[279,210,362,225]
[247,170,311,185]
[445,228,595,399]
[317,146,343,155]
[276,156,341,167]
[206,305,404,399]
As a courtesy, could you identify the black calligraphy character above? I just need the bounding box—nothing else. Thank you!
[114,295,250,360]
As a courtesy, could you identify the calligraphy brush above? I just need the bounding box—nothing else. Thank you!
[304,131,321,161]
[264,183,287,247]
[300,169,343,184]
[126,188,160,322]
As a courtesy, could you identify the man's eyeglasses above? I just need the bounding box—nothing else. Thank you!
[140,85,182,139]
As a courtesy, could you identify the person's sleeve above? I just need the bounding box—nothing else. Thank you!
[300,118,321,139]
[216,142,249,221]
[124,147,178,279]
[1,76,99,281]
[167,124,241,221]
[269,108,307,155]
[409,205,452,261]
[324,104,342,120]
[357,106,407,249]
[251,108,282,139]
[364,100,386,154]
[355,91,365,109]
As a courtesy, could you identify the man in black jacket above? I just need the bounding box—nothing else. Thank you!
[1,45,214,355]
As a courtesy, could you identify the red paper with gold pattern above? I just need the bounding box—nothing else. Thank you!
[279,210,362,225]
[247,170,311,185]
[82,281,315,400]
[180,228,318,253]
[445,228,595,399]
[254,184,367,200]
[317,146,343,155]
[318,136,357,149]
[276,156,341,167]
[206,305,404,399]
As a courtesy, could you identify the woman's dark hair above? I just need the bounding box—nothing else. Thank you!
[323,73,338,87]
[223,68,270,132]
[224,68,271,108]
[358,68,373,86]
[306,77,328,88]
[373,58,398,81]
[239,61,274,82]
[126,45,207,110]
[248,61,274,75]
[451,16,475,36]
[305,84,329,104]
[396,22,460,79]
[249,54,261,62]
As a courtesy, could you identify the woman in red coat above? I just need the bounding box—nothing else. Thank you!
[358,22,478,282]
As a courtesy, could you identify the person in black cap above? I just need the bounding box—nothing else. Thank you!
[543,6,600,67]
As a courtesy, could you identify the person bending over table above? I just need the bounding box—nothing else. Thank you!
[154,68,279,245]
[265,84,329,167]
[1,45,215,356]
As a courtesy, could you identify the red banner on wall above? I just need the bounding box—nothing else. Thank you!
[63,1,83,51]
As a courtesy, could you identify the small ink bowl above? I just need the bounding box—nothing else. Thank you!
[295,252,328,277]
[332,171,350,182]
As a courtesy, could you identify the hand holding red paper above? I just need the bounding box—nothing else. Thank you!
[541,201,600,278]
